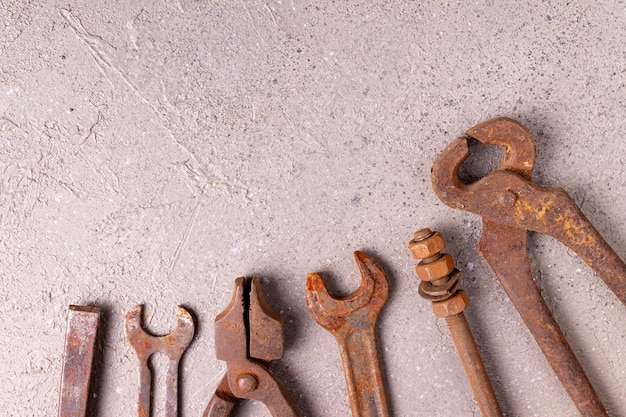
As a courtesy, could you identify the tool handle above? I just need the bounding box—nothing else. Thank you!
[203,374,237,417]
[541,188,626,305]
[445,313,502,417]
[165,358,181,417]
[203,395,235,417]
[480,221,609,416]
[137,360,152,417]
[335,327,390,417]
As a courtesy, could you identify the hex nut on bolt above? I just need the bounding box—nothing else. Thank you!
[408,230,445,259]
[431,290,469,318]
[415,253,455,281]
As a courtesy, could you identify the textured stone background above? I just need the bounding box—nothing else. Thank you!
[2,1,626,416]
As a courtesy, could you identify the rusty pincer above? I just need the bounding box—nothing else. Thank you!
[431,117,626,416]
[306,251,390,417]
[203,277,300,417]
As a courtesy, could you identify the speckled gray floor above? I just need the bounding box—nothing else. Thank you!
[2,1,626,416]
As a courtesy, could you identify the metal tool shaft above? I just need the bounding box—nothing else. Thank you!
[335,326,388,417]
[480,222,608,416]
[445,312,501,417]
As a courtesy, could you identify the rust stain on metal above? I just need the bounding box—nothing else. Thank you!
[306,251,390,417]
[409,229,502,417]
[204,277,300,417]
[430,117,626,416]
[125,305,195,417]
[58,305,101,417]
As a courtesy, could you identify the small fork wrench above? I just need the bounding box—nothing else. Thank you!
[126,305,195,417]
[306,251,390,417]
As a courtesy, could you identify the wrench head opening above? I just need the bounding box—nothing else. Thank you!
[125,305,195,360]
[305,251,389,332]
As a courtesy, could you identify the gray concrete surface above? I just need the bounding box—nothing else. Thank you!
[2,1,626,416]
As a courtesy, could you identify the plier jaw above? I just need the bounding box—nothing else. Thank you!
[204,277,300,417]
[431,117,535,212]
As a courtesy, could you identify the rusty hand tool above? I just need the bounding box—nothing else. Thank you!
[58,305,101,417]
[431,117,626,416]
[409,229,502,417]
[125,305,195,417]
[203,277,301,417]
[306,251,389,417]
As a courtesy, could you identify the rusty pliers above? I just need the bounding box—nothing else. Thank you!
[203,277,301,417]
[431,117,626,416]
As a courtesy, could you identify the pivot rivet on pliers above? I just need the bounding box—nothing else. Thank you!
[237,374,258,393]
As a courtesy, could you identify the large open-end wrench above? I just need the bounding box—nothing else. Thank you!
[306,251,389,417]
[126,305,195,417]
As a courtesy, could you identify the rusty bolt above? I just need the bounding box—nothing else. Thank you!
[431,290,469,318]
[415,253,455,281]
[237,373,258,392]
[408,228,445,260]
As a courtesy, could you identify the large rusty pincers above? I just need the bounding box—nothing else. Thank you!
[306,251,389,417]
[203,277,300,417]
[432,117,626,416]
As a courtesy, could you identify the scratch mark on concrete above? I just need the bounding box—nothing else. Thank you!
[59,8,213,191]
[0,117,19,131]
[280,106,329,155]
[59,8,128,90]
[79,103,106,145]
[264,4,278,27]
[239,0,262,42]
[167,196,202,275]
[209,274,218,301]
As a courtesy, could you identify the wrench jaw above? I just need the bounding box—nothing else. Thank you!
[353,251,388,318]
[305,273,347,331]
[125,305,195,358]
[305,251,388,332]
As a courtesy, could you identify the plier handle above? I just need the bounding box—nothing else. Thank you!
[203,277,300,417]
[431,118,626,416]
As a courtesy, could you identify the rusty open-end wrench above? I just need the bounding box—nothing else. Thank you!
[306,251,389,417]
[431,117,626,416]
[126,305,195,417]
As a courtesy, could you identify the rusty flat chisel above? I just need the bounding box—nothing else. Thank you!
[58,305,102,417]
